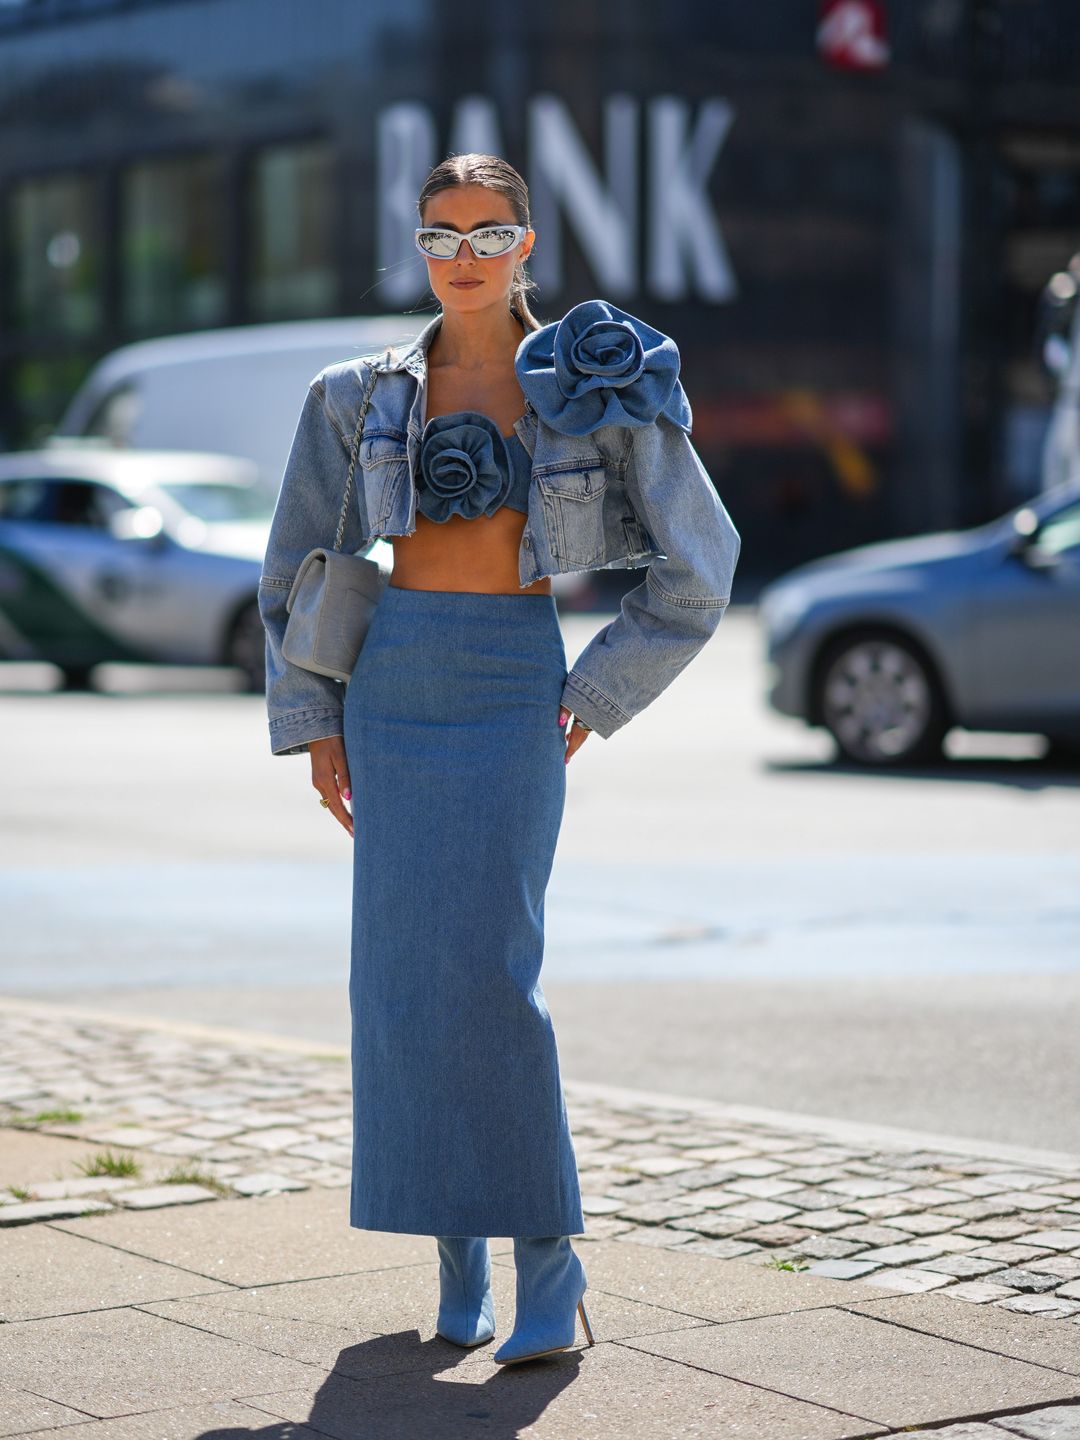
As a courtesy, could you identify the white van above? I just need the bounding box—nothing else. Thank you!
[51,313,420,499]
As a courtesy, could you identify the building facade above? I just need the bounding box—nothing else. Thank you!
[3,0,1079,582]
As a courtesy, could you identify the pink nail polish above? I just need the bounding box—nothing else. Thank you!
[558,714,567,726]
[343,789,352,800]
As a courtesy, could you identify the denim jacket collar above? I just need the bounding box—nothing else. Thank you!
[373,309,540,454]
[377,309,440,381]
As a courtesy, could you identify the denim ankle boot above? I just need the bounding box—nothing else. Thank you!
[493,1235,595,1364]
[435,1236,496,1347]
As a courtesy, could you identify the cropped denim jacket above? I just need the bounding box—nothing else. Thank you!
[258,298,741,755]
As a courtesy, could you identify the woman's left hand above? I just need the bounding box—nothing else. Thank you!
[559,706,592,763]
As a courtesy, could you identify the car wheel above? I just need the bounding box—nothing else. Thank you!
[58,664,97,691]
[814,631,948,765]
[1044,735,1080,767]
[225,599,265,693]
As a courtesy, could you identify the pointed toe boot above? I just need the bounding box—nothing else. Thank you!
[435,1236,496,1347]
[493,1235,595,1365]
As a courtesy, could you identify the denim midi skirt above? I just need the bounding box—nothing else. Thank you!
[342,583,585,1239]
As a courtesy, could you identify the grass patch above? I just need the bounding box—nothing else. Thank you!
[8,1185,33,1201]
[7,1107,84,1129]
[763,1256,811,1272]
[75,1149,141,1178]
[160,1162,235,1196]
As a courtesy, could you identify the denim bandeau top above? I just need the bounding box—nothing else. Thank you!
[416,410,531,524]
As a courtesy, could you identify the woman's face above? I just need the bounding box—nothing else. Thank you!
[419,184,534,317]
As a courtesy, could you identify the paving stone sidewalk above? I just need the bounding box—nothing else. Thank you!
[3,997,1080,1436]
[3,998,1080,1323]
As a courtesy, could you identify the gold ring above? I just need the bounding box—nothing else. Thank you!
[319,797,331,808]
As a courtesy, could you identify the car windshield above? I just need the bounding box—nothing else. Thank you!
[158,481,272,523]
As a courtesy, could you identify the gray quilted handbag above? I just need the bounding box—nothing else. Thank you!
[281,355,391,682]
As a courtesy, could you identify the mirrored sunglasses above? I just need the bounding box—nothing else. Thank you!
[415,224,528,260]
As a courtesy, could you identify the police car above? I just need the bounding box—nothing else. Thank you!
[0,444,272,691]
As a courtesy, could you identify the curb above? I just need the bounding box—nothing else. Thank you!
[565,1078,1080,1175]
[4,992,1079,1175]
[0,993,346,1058]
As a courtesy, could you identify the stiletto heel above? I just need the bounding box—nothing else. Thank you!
[578,1297,595,1346]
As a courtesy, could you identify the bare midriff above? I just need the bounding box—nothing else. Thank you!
[389,506,551,596]
[392,346,549,594]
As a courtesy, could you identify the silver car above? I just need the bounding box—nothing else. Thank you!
[760,481,1080,764]
[0,445,272,691]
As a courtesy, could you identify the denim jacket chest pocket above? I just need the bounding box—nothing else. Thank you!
[532,452,608,569]
[358,428,411,531]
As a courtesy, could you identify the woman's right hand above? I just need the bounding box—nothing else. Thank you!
[310,735,354,838]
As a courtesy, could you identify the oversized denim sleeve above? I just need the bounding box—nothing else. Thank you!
[258,377,367,756]
[559,417,741,738]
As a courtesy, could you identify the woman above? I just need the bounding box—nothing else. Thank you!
[258,152,741,1366]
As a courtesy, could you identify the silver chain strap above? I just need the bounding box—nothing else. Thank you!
[333,350,390,553]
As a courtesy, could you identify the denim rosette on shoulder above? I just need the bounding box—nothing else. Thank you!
[417,412,513,522]
[514,298,692,437]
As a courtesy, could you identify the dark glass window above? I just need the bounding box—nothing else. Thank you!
[122,153,227,331]
[0,478,52,521]
[55,479,132,528]
[7,355,97,450]
[0,477,131,527]
[248,140,338,320]
[998,134,1080,502]
[8,172,103,335]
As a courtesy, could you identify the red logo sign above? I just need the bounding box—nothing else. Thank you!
[817,0,890,71]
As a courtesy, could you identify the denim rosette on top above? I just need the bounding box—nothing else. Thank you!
[417,411,513,522]
[514,298,693,437]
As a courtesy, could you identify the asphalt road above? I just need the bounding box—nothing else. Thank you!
[2,607,1078,1151]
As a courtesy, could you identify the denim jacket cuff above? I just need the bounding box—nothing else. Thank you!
[269,708,345,757]
[560,670,630,740]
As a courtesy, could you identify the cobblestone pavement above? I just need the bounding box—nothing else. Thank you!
[3,1001,1080,1337]
[899,1412,1080,1439]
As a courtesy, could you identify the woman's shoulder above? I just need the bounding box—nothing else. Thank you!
[313,346,395,393]
[515,297,692,437]
[312,341,418,405]
[303,349,410,445]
